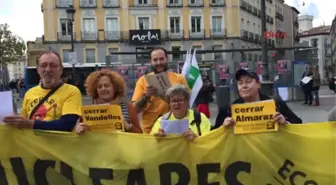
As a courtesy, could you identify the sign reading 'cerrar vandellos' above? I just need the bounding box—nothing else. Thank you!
[129,29,161,45]
[232,100,278,134]
[81,104,124,131]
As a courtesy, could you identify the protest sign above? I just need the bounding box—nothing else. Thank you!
[136,66,148,78]
[81,104,124,131]
[239,62,249,70]
[231,100,277,134]
[118,65,128,79]
[216,64,230,79]
[0,123,334,184]
[277,60,288,74]
[145,72,171,96]
[256,61,263,75]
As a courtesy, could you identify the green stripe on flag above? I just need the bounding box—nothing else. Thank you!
[187,65,200,88]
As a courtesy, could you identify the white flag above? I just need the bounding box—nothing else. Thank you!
[181,49,191,77]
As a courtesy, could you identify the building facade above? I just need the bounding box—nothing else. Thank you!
[331,15,336,71]
[38,0,297,68]
[298,14,313,33]
[299,25,332,81]
[7,56,26,81]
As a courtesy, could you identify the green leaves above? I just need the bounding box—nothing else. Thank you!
[0,23,26,64]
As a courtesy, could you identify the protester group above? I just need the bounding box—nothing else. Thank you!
[3,47,335,140]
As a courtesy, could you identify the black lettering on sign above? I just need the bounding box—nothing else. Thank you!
[197,163,220,185]
[289,171,306,185]
[89,168,113,185]
[225,161,251,185]
[10,157,29,185]
[0,162,9,185]
[60,161,75,185]
[34,160,56,185]
[278,159,294,180]
[126,169,147,185]
[304,180,318,185]
[159,163,190,185]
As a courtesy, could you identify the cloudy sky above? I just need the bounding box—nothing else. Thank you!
[0,0,335,42]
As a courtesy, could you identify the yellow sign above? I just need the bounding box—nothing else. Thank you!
[81,104,124,131]
[232,100,278,134]
[0,123,335,184]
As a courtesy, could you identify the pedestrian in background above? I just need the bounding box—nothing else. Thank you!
[301,64,313,105]
[312,66,321,106]
[194,77,214,118]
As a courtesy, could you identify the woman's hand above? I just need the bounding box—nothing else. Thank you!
[273,112,289,125]
[223,117,235,127]
[75,123,90,134]
[183,130,198,141]
[154,128,166,137]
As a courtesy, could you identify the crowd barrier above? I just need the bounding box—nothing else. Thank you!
[0,122,335,185]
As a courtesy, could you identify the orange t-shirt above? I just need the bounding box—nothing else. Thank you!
[132,71,188,133]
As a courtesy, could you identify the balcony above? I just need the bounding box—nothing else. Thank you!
[276,12,284,21]
[210,28,226,38]
[266,15,274,24]
[210,0,225,7]
[248,32,254,41]
[80,0,97,8]
[257,9,261,17]
[253,7,258,16]
[240,0,247,10]
[57,32,76,41]
[104,31,121,41]
[162,30,184,39]
[241,30,248,40]
[189,29,205,39]
[81,31,98,41]
[254,34,260,44]
[247,4,253,13]
[167,0,183,7]
[188,0,204,7]
[103,0,119,8]
[294,20,299,27]
[56,0,73,8]
[129,1,158,8]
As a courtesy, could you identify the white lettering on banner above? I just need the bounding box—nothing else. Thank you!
[132,31,159,42]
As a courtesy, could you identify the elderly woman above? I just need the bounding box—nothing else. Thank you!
[151,85,211,141]
[75,69,142,134]
[214,69,302,129]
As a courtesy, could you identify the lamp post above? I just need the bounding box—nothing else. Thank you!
[260,0,269,81]
[66,6,76,79]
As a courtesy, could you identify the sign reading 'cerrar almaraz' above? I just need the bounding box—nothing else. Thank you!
[129,29,161,45]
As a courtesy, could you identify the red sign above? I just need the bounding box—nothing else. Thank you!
[217,64,230,80]
[256,61,264,75]
[276,60,288,74]
[264,31,289,39]
[118,65,128,79]
[136,66,148,78]
[238,62,249,70]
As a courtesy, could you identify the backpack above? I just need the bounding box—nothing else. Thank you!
[162,110,202,136]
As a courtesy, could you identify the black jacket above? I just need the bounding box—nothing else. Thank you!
[212,93,303,130]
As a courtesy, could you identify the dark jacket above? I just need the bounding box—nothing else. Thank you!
[212,93,303,130]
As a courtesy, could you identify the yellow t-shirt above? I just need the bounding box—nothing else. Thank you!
[132,71,188,134]
[150,109,211,136]
[21,83,82,121]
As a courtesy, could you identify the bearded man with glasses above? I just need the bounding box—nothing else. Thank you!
[3,51,82,132]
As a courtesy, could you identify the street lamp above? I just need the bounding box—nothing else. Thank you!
[66,6,76,81]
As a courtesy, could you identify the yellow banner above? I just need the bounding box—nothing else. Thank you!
[232,100,278,134]
[82,104,124,131]
[0,123,335,185]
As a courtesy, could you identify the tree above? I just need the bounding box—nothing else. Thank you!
[0,23,26,64]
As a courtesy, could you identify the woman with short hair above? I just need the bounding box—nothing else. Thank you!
[151,85,211,141]
[75,69,142,134]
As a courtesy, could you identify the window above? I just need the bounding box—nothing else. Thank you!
[169,17,180,33]
[137,17,150,29]
[311,38,318,47]
[191,16,202,33]
[137,0,148,4]
[172,46,181,61]
[63,49,71,63]
[253,23,255,33]
[108,48,119,61]
[212,45,222,60]
[86,49,96,63]
[193,46,202,61]
[83,18,96,39]
[60,19,72,35]
[211,16,222,33]
[106,18,118,32]
[169,0,180,4]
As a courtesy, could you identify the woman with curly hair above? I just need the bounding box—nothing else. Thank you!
[75,69,142,134]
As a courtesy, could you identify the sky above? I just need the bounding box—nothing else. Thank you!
[0,0,335,42]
